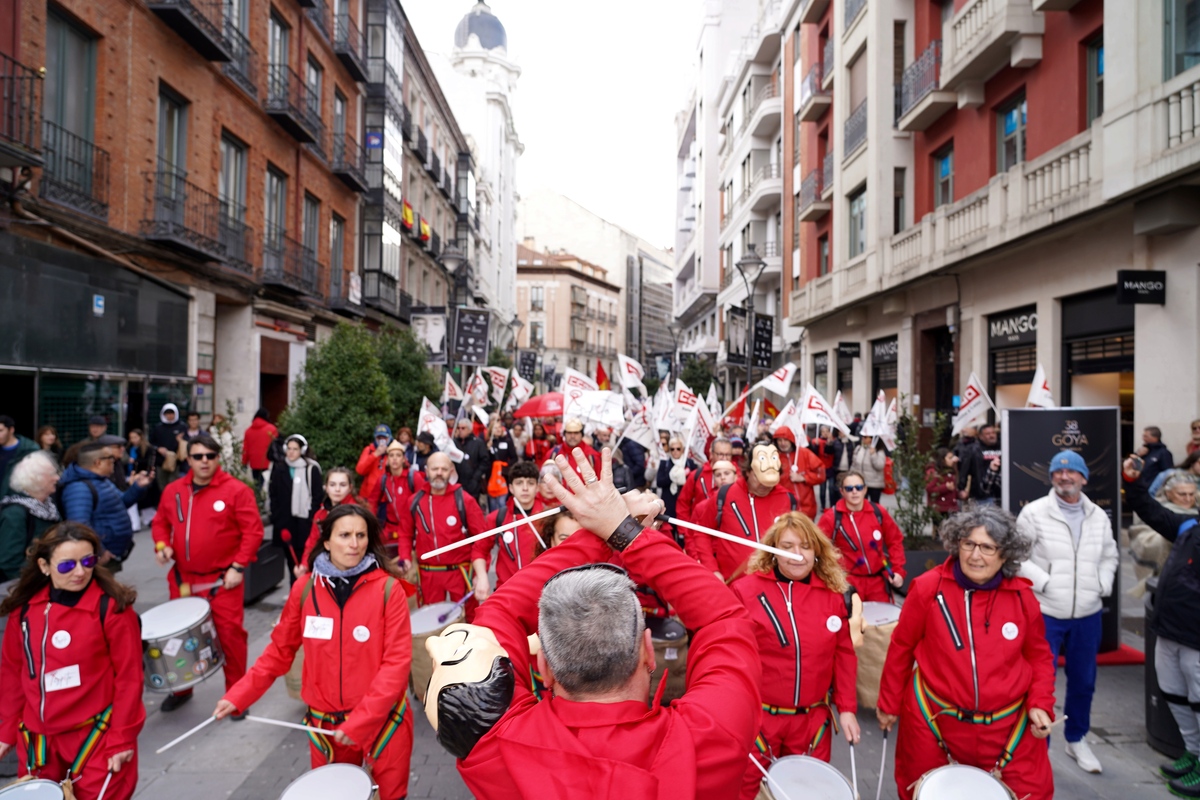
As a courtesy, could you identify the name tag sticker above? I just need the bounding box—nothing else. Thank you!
[163,638,184,657]
[304,616,334,640]
[45,664,81,692]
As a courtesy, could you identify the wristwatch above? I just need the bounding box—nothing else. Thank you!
[607,515,644,552]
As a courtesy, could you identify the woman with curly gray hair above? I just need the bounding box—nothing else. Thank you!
[874,504,1058,800]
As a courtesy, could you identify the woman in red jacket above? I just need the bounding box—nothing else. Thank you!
[297,467,361,575]
[734,511,859,799]
[817,470,906,601]
[215,505,414,800]
[0,523,145,799]
[524,421,552,465]
[876,505,1056,800]
[241,408,277,489]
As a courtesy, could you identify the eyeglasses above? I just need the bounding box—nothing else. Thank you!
[190,452,220,461]
[842,484,866,492]
[54,554,98,574]
[669,447,684,453]
[959,540,1000,557]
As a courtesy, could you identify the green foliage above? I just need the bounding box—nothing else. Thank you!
[680,358,713,393]
[487,347,512,369]
[279,323,394,473]
[374,325,442,430]
[642,375,662,397]
[891,397,951,548]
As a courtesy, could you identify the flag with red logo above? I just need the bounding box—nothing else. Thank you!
[596,359,610,391]
[418,398,462,462]
[617,354,647,394]
[683,399,717,464]
[769,399,809,447]
[798,383,851,435]
[833,391,853,425]
[442,373,463,405]
[752,362,798,397]
[1025,364,1057,409]
[952,372,997,435]
[674,379,699,423]
[464,370,489,409]
[559,367,599,394]
[483,366,510,399]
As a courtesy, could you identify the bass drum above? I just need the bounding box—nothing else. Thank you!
[856,600,900,709]
[409,601,464,704]
[912,764,1016,799]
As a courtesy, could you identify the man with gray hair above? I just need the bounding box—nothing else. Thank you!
[427,448,760,797]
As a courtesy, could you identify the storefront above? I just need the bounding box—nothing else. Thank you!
[813,351,829,400]
[871,336,898,404]
[836,342,858,412]
[1062,286,1135,458]
[988,304,1038,411]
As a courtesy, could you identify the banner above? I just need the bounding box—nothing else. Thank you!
[411,309,448,365]
[727,306,748,363]
[617,353,648,394]
[798,383,851,435]
[769,399,809,447]
[952,371,997,435]
[752,314,773,370]
[559,367,599,394]
[1026,363,1057,408]
[417,398,462,463]
[563,389,625,430]
[674,379,699,422]
[752,362,798,397]
[517,350,539,383]
[453,308,491,367]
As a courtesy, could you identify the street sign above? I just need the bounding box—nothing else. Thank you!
[453,308,491,366]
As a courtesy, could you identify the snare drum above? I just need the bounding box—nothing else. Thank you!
[912,764,1017,800]
[856,600,901,709]
[409,601,464,704]
[278,764,375,800]
[0,780,65,798]
[141,597,224,693]
[647,616,689,704]
[759,755,854,800]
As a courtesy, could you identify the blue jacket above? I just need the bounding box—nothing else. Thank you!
[59,464,143,558]
[618,438,648,489]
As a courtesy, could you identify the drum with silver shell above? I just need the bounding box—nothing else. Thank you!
[278,763,376,800]
[755,754,854,800]
[140,597,224,693]
[912,764,1017,799]
[0,779,66,798]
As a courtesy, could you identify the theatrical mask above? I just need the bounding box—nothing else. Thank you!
[424,623,516,758]
[750,443,782,487]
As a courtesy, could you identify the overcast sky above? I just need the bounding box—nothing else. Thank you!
[402,1,699,251]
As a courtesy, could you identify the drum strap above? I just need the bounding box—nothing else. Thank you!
[19,704,113,778]
[419,562,472,592]
[368,697,409,760]
[913,667,1028,772]
[756,694,836,756]
[530,666,545,700]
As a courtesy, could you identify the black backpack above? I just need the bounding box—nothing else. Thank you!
[410,487,468,535]
[832,502,884,553]
[714,483,797,536]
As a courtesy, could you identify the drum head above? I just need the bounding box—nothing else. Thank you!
[410,601,461,635]
[279,764,373,799]
[915,765,1012,799]
[141,597,211,640]
[0,780,65,798]
[646,616,686,642]
[862,601,901,627]
[766,755,854,800]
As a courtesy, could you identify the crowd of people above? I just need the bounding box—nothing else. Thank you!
[0,404,1198,799]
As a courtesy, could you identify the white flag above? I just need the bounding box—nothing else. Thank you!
[559,367,599,394]
[418,398,463,463]
[860,391,888,437]
[752,362,798,397]
[653,385,681,432]
[1026,364,1057,409]
[746,400,762,442]
[952,372,997,435]
[881,398,899,451]
[706,383,721,418]
[621,402,658,452]
[769,399,810,447]
[563,389,624,429]
[442,373,463,405]
[683,400,716,465]
[473,406,491,428]
[464,371,489,408]
[483,367,510,399]
[833,391,853,425]
[798,383,851,435]
[674,379,699,422]
[617,354,648,394]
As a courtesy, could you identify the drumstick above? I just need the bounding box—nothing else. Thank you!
[245,715,334,735]
[97,770,114,800]
[155,715,218,754]
[659,516,804,563]
[420,506,561,559]
[849,742,860,800]
[748,753,796,800]
[515,505,548,549]
[875,729,888,800]
[438,593,472,624]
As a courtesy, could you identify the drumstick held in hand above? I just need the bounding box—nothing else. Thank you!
[245,715,335,735]
[875,730,888,800]
[438,593,472,624]
[749,753,796,800]
[849,742,860,800]
[97,770,113,800]
[660,516,805,563]
[155,715,218,754]
[420,506,562,560]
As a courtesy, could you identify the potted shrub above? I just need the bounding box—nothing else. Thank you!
[891,402,950,593]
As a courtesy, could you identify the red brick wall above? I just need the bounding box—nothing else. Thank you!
[800,4,834,285]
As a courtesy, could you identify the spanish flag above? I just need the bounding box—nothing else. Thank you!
[419,217,431,242]
[763,399,780,420]
[401,200,414,230]
[596,359,610,391]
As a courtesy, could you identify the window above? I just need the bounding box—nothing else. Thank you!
[894,167,907,233]
[330,213,345,274]
[848,50,868,110]
[848,186,867,258]
[158,88,188,172]
[934,145,953,209]
[1165,0,1200,79]
[530,286,544,310]
[333,91,346,136]
[218,133,247,217]
[818,236,830,276]
[306,56,323,119]
[269,13,289,65]
[792,24,802,65]
[44,10,96,141]
[264,166,287,242]
[997,92,1027,172]
[1087,37,1104,125]
[303,194,320,255]
[529,321,544,347]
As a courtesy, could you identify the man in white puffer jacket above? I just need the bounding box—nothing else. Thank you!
[1016,450,1119,775]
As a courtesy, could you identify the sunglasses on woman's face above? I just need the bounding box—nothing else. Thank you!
[842,484,866,492]
[54,554,98,574]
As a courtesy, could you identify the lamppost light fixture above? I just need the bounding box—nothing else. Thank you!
[734,244,767,393]
[441,242,465,275]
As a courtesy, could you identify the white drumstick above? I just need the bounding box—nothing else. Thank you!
[245,715,334,735]
[749,753,796,800]
[97,770,113,800]
[663,516,804,563]
[849,742,860,800]
[155,715,218,754]
[875,729,888,800]
[420,505,561,559]
[515,504,548,549]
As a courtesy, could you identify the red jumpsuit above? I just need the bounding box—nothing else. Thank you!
[878,560,1056,800]
[470,496,547,588]
[733,571,856,799]
[817,499,906,602]
[373,469,429,546]
[774,429,825,519]
[151,467,264,691]
[525,436,552,465]
[676,462,715,521]
[0,583,145,800]
[301,494,367,566]
[546,440,601,482]
[396,486,487,618]
[694,478,798,579]
[355,444,387,507]
[224,567,413,800]
[460,529,761,799]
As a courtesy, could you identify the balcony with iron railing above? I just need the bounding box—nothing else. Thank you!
[822,152,834,200]
[748,163,783,212]
[845,0,867,30]
[333,12,368,82]
[822,38,835,91]
[262,224,319,295]
[217,206,253,273]
[798,168,830,222]
[41,120,109,220]
[140,162,226,260]
[366,59,402,122]
[306,0,330,42]
[430,229,441,258]
[798,63,830,122]
[415,128,428,163]
[221,22,258,98]
[429,150,440,181]
[0,54,43,167]
[397,289,412,322]
[332,132,368,192]
[361,269,397,313]
[441,168,454,198]
[748,82,781,138]
[328,269,364,316]
[399,102,413,143]
[264,63,324,144]
[896,40,955,131]
[844,100,867,160]
[145,0,232,61]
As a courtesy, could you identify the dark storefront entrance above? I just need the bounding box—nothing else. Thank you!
[1062,287,1135,460]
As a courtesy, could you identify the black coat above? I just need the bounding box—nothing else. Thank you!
[268,459,324,552]
[453,435,492,498]
[1125,478,1200,651]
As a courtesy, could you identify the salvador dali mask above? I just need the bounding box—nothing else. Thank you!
[424,623,515,759]
[750,443,782,488]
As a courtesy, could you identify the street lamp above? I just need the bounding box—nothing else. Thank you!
[735,244,766,394]
[507,312,524,375]
[667,322,682,384]
[440,242,467,385]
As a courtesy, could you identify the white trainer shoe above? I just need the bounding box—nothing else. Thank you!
[1065,739,1103,774]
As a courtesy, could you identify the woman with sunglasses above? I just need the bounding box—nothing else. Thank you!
[215,505,415,800]
[0,523,144,799]
[876,504,1056,800]
[655,437,694,546]
[817,470,905,602]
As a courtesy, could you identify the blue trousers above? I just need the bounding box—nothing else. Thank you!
[1042,610,1102,742]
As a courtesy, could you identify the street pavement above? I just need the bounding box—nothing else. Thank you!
[17,515,1176,799]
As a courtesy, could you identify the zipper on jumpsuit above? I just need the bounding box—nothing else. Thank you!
[777,582,802,707]
[39,605,49,722]
[964,589,980,710]
[184,487,197,561]
[749,497,760,542]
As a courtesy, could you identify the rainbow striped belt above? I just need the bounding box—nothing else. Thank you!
[305,697,409,762]
[755,694,836,756]
[20,704,113,779]
[913,665,1028,773]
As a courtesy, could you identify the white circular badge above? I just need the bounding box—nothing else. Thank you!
[503,531,514,544]
[353,625,371,643]
[51,630,71,649]
[446,515,458,527]
[826,615,843,633]
[1002,622,1019,641]
[873,530,882,541]
[213,500,226,512]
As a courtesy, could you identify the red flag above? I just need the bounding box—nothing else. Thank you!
[763,399,780,420]
[724,394,746,428]
[596,359,610,391]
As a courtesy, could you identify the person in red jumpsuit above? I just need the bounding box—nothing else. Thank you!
[355,424,393,506]
[694,442,797,582]
[470,460,546,600]
[423,448,761,799]
[734,511,859,798]
[772,428,825,519]
[372,440,428,550]
[545,418,600,482]
[216,505,414,800]
[0,523,145,799]
[687,459,739,569]
[396,452,487,618]
[151,434,264,711]
[817,469,905,602]
[877,505,1056,800]
[676,436,734,521]
[297,467,362,573]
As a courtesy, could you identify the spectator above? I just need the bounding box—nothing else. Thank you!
[175,411,205,476]
[58,437,152,569]
[125,429,155,478]
[396,426,416,467]
[1150,451,1200,497]
[525,422,552,465]
[453,418,492,500]
[1139,426,1176,489]
[35,425,62,463]
[1188,419,1200,456]
[85,415,109,441]
[268,434,323,584]
[355,423,393,504]
[957,423,1001,505]
[592,426,613,452]
[510,419,529,459]
[413,432,437,473]
[851,434,887,504]
[242,408,278,489]
[546,418,600,483]
[0,451,61,580]
[656,436,694,521]
[809,426,836,511]
[849,412,864,437]
[0,415,38,498]
[1016,450,1119,775]
[953,425,978,462]
[1128,470,1197,596]
[208,413,235,470]
[774,427,825,518]
[618,434,648,490]
[729,435,746,463]
[677,437,734,521]
[925,447,960,516]
[150,403,187,489]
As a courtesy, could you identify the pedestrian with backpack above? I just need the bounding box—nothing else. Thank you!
[817,469,906,602]
[373,440,428,554]
[0,451,61,580]
[58,437,152,572]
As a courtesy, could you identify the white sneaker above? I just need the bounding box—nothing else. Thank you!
[1065,739,1103,774]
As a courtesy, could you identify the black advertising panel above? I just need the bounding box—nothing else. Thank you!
[1002,407,1122,652]
[872,336,898,364]
[838,342,862,358]
[518,350,538,382]
[988,305,1038,348]
[752,314,773,370]
[453,308,491,366]
[1116,270,1166,304]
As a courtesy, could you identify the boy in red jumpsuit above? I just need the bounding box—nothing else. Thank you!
[676,436,734,520]
[817,469,905,601]
[470,460,546,599]
[375,439,428,545]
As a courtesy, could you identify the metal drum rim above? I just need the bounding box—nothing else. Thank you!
[915,764,1012,798]
[140,597,213,640]
[767,754,854,797]
[409,601,462,635]
[277,763,375,799]
[0,778,66,797]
